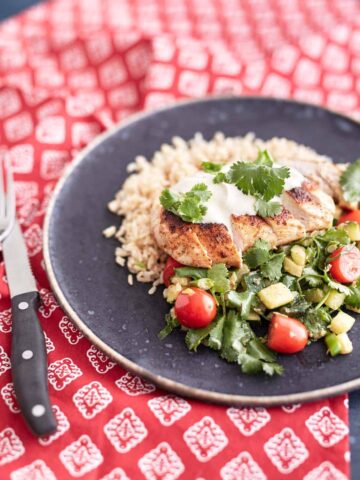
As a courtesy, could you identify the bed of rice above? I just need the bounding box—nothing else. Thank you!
[105,132,330,293]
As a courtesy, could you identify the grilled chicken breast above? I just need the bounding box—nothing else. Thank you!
[152,178,336,268]
[231,215,277,251]
[277,157,355,209]
[151,206,241,268]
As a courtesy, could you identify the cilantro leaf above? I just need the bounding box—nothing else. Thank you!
[255,149,274,166]
[261,252,285,281]
[345,280,360,309]
[301,267,324,287]
[280,295,311,317]
[158,313,179,340]
[324,273,352,295]
[175,267,207,279]
[207,315,225,350]
[262,362,284,376]
[208,263,230,293]
[202,161,223,173]
[320,228,350,245]
[213,172,227,184]
[159,188,180,211]
[244,240,271,269]
[223,151,290,201]
[241,271,268,293]
[160,183,212,222]
[185,320,219,351]
[303,309,331,341]
[340,158,360,203]
[281,274,299,291]
[226,291,256,319]
[247,338,277,363]
[255,198,283,217]
[220,311,251,362]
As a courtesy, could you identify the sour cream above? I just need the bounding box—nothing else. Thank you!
[172,172,256,232]
[284,167,305,191]
[170,163,305,232]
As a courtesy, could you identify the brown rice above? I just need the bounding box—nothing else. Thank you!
[106,132,331,291]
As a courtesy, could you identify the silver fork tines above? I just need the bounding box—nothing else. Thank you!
[0,157,16,243]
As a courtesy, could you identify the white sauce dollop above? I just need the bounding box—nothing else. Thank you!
[284,167,305,191]
[172,172,256,232]
[170,163,305,233]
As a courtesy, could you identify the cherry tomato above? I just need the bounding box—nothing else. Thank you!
[267,313,308,354]
[163,257,183,287]
[175,287,217,329]
[328,246,360,284]
[338,209,360,226]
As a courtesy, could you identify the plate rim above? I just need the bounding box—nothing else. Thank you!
[43,94,360,406]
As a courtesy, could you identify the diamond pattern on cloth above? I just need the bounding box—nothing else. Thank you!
[0,0,355,478]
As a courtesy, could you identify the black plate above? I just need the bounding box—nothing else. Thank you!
[44,96,360,405]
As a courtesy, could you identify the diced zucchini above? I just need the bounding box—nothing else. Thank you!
[258,283,294,309]
[330,311,355,334]
[284,257,303,277]
[337,332,353,354]
[290,245,306,266]
[163,284,182,303]
[347,305,360,314]
[324,290,346,310]
[326,243,338,253]
[304,288,325,303]
[171,276,189,286]
[248,311,261,321]
[341,222,360,241]
[191,278,214,290]
[236,264,250,279]
[325,333,341,357]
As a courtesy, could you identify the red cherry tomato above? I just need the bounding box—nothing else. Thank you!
[267,313,308,354]
[175,287,217,329]
[338,209,360,226]
[163,257,183,287]
[328,246,360,284]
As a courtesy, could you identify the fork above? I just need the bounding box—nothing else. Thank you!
[1,158,56,436]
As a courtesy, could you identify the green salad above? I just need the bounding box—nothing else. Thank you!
[159,222,360,376]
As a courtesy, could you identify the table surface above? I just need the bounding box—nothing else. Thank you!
[1,1,359,477]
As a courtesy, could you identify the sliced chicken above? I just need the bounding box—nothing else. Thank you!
[151,205,241,268]
[152,180,336,268]
[262,208,306,245]
[192,222,241,267]
[231,215,277,251]
[278,157,356,209]
[151,206,212,268]
[282,182,334,232]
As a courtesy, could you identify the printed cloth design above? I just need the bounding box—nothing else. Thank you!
[0,0,357,478]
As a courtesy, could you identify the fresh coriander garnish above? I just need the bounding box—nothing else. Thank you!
[213,150,289,218]
[346,280,360,309]
[160,183,212,222]
[243,239,271,269]
[255,198,283,217]
[201,161,223,173]
[243,239,285,281]
[214,150,290,202]
[340,158,360,203]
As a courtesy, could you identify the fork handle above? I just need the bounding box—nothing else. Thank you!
[11,291,57,436]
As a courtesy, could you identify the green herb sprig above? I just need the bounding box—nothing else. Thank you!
[213,150,289,217]
[340,158,360,204]
[160,183,212,222]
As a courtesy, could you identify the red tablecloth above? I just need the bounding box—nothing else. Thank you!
[0,0,358,478]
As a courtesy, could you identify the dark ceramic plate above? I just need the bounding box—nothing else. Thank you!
[44,96,360,406]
